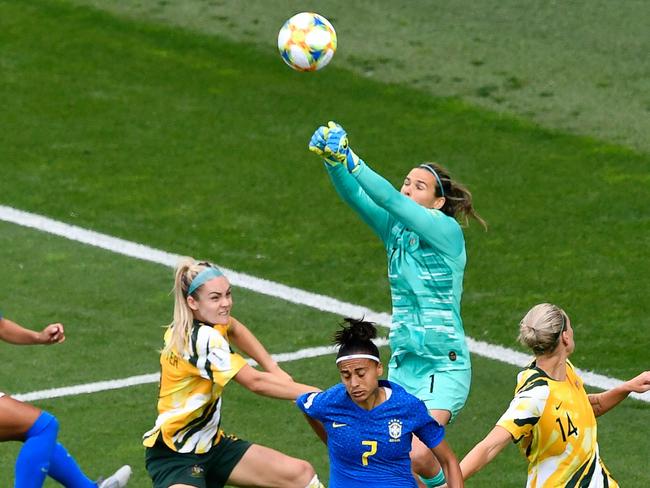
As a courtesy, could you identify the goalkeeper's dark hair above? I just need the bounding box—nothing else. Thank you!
[334,317,380,360]
[420,162,487,230]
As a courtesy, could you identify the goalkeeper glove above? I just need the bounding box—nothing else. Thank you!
[308,125,340,166]
[323,121,363,173]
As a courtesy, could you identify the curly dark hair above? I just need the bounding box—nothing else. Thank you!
[334,317,380,361]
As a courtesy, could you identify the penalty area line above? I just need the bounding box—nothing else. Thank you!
[1,205,648,404]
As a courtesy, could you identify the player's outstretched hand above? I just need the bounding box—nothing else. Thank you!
[626,371,650,393]
[309,125,339,166]
[39,323,65,345]
[323,121,362,173]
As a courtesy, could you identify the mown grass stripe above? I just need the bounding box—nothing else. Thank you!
[2,204,647,403]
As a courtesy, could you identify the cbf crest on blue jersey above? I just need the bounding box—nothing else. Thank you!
[388,419,402,442]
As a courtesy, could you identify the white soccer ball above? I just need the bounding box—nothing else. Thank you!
[277,12,337,72]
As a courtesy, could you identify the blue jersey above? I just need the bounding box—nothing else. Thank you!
[328,162,469,371]
[297,380,445,488]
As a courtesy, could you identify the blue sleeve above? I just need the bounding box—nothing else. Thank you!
[296,391,326,421]
[326,164,393,244]
[353,162,464,258]
[412,400,445,448]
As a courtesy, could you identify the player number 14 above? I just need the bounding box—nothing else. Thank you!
[361,440,378,466]
[555,412,578,442]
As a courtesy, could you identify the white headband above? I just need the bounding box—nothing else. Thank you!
[335,354,380,364]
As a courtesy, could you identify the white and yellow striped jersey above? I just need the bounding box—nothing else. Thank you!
[497,360,617,488]
[143,318,248,454]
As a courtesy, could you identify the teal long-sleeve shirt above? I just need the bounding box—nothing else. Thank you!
[327,162,470,371]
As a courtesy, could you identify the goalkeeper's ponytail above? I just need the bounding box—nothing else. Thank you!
[420,162,487,230]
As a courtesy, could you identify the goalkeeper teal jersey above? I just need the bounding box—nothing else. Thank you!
[328,162,469,371]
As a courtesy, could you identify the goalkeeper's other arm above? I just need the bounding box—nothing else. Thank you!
[322,121,363,173]
[309,124,339,166]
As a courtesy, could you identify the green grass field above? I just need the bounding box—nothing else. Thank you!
[65,0,650,153]
[1,1,648,486]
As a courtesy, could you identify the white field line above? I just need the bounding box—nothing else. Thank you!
[15,340,387,402]
[1,205,647,404]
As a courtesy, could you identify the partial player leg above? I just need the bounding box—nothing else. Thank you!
[226,443,321,488]
[0,395,41,441]
[47,441,101,487]
[2,399,58,488]
[412,409,452,488]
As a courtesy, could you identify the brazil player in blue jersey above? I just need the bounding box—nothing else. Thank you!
[0,312,131,487]
[297,318,463,488]
[309,122,485,487]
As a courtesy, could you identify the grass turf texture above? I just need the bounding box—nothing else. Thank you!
[66,0,650,153]
[1,1,649,486]
[1,0,648,379]
[0,221,338,394]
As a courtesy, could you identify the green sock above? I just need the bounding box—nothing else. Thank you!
[419,468,446,487]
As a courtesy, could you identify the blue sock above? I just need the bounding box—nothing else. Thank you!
[15,411,58,488]
[47,442,96,488]
[419,468,446,487]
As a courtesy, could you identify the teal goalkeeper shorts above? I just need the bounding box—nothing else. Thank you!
[388,353,471,422]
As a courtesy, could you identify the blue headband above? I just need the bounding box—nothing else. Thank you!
[187,266,224,295]
[419,164,445,197]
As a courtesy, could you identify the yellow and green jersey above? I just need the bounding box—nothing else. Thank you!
[143,318,248,454]
[497,360,617,487]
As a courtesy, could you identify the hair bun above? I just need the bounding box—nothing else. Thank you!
[333,317,377,346]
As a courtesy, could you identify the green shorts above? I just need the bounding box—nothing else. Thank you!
[145,434,252,488]
[388,353,471,422]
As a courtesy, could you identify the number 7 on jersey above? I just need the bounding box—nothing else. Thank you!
[361,440,378,466]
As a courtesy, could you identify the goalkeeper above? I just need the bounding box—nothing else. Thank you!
[309,122,485,488]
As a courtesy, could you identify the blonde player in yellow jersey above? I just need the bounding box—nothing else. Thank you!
[143,259,325,488]
[460,303,650,487]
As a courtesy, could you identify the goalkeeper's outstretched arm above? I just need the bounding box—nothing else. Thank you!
[309,123,393,242]
[316,121,465,257]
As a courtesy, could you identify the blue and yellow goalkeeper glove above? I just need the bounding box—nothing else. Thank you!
[308,125,340,166]
[323,121,363,173]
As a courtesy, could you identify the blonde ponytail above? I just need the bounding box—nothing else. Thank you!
[163,257,216,356]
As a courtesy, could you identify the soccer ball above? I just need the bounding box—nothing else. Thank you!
[277,12,337,72]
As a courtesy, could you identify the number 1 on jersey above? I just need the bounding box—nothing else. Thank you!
[361,440,377,466]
